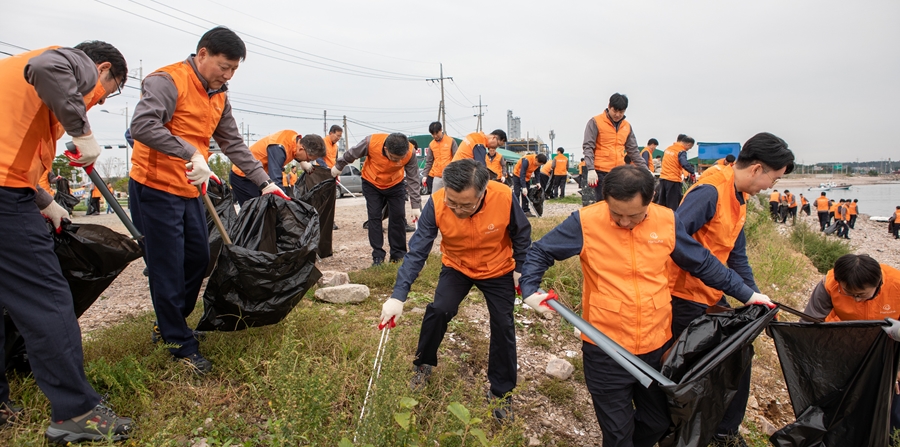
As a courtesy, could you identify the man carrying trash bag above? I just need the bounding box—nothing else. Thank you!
[229,131,326,206]
[519,165,773,447]
[378,159,531,422]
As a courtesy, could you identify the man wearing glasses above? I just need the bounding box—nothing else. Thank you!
[229,130,325,205]
[378,159,530,422]
[668,132,792,447]
[803,253,900,435]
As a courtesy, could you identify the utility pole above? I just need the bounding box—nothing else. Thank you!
[324,110,327,134]
[427,63,452,132]
[124,104,130,174]
[342,115,349,156]
[549,130,555,152]
[472,95,488,132]
[245,125,250,146]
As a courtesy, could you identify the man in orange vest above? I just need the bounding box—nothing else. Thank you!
[538,158,554,194]
[641,138,658,168]
[768,189,782,221]
[829,199,839,227]
[781,189,797,224]
[451,129,507,165]
[581,93,647,203]
[892,206,900,239]
[656,135,697,211]
[105,182,115,214]
[282,165,298,196]
[804,254,900,435]
[519,165,771,446]
[88,183,102,215]
[331,133,421,265]
[0,42,133,441]
[549,148,569,199]
[834,199,850,239]
[669,132,791,446]
[848,198,859,228]
[699,154,736,181]
[229,131,325,205]
[815,192,830,231]
[379,159,530,422]
[319,124,342,169]
[422,121,458,192]
[799,193,810,216]
[512,153,548,217]
[485,145,505,182]
[130,27,287,375]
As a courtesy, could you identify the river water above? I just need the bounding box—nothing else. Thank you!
[797,182,900,217]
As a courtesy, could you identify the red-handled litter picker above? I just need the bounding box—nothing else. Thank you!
[65,141,143,241]
[534,290,675,388]
[354,316,395,443]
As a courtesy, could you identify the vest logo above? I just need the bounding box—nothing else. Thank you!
[647,232,665,244]
[650,232,658,239]
[884,304,892,311]
[485,223,499,235]
[488,224,495,230]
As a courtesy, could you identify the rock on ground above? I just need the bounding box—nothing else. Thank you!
[314,284,370,304]
[317,271,350,288]
[545,357,575,380]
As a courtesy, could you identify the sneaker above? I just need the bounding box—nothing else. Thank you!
[151,321,206,344]
[405,223,416,233]
[524,211,536,218]
[1,400,23,426]
[710,433,749,447]
[174,352,213,376]
[44,404,132,443]
[333,223,339,230]
[371,258,384,267]
[486,390,513,423]
[409,364,432,392]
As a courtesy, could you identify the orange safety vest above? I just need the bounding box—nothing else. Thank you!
[837,204,849,220]
[815,196,829,211]
[769,191,781,203]
[553,154,568,175]
[361,133,413,189]
[428,136,454,178]
[485,152,503,178]
[716,158,728,167]
[895,209,900,221]
[848,202,858,215]
[660,143,688,182]
[801,196,809,206]
[592,113,631,172]
[580,201,677,354]
[669,166,748,306]
[232,130,298,177]
[540,161,553,176]
[824,265,900,321]
[785,193,796,208]
[640,147,652,164]
[432,181,515,279]
[513,154,541,181]
[452,132,488,162]
[91,186,102,198]
[830,202,839,214]
[131,60,226,198]
[578,161,586,174]
[324,136,338,168]
[698,165,722,181]
[282,171,297,187]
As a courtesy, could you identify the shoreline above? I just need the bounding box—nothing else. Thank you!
[776,174,900,188]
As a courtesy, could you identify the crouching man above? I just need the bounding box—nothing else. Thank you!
[378,159,531,422]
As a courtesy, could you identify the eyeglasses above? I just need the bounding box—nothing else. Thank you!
[764,169,779,186]
[838,281,882,301]
[106,79,125,99]
[444,193,484,212]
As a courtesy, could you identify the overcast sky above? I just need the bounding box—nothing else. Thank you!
[2,0,898,170]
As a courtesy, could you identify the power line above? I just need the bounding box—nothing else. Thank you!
[0,40,31,51]
[227,92,435,114]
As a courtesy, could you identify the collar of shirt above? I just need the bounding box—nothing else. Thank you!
[186,54,229,97]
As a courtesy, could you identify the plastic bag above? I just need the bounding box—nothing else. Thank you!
[768,321,899,447]
[293,167,336,258]
[197,195,322,331]
[205,178,238,277]
[527,186,545,217]
[53,177,80,213]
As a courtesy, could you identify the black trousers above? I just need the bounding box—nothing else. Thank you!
[656,179,683,212]
[671,295,751,436]
[0,187,100,420]
[592,169,609,201]
[512,176,531,212]
[551,175,566,198]
[229,171,260,206]
[414,266,517,397]
[583,341,670,447]
[130,180,209,357]
[849,214,857,229]
[362,179,406,261]
[801,204,810,216]
[769,201,779,220]
[835,221,850,238]
[817,211,830,231]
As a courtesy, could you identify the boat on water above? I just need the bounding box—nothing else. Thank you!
[808,181,852,191]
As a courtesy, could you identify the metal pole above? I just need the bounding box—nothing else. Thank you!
[440,63,446,131]
[343,115,348,156]
[324,110,327,135]
[125,104,130,174]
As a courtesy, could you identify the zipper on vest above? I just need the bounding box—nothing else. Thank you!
[630,230,641,350]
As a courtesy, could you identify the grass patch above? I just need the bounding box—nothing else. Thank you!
[789,222,851,274]
[536,377,576,404]
[550,194,583,205]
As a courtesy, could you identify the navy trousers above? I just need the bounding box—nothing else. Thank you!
[591,169,609,201]
[512,176,531,212]
[361,179,406,262]
[229,171,260,206]
[0,187,99,420]
[129,180,208,357]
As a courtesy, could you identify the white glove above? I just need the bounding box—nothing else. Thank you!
[68,134,102,167]
[186,152,212,187]
[299,161,314,173]
[587,170,599,187]
[536,183,542,190]
[41,201,70,231]
[883,318,900,342]
[380,298,404,329]
[746,292,775,308]
[409,208,421,220]
[261,183,291,200]
[331,166,342,178]
[524,291,554,318]
[513,271,521,288]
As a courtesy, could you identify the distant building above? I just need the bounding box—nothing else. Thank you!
[506,138,548,155]
[507,110,521,141]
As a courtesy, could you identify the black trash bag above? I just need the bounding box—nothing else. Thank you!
[293,167,336,259]
[197,195,322,331]
[204,178,238,277]
[53,177,80,214]
[580,174,595,206]
[659,305,778,447]
[768,322,899,447]
[823,222,839,235]
[527,186,545,217]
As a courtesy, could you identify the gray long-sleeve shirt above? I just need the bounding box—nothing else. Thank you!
[581,111,645,171]
[24,47,99,208]
[130,56,268,187]
[334,135,422,209]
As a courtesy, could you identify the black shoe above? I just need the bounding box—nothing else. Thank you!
[362,221,369,229]
[524,211,536,218]
[44,404,132,443]
[486,390,513,423]
[174,352,212,376]
[0,400,23,426]
[142,266,149,277]
[405,223,416,232]
[152,321,205,344]
[389,258,403,264]
[409,364,432,392]
[333,223,339,230]
[372,258,384,267]
[711,433,749,447]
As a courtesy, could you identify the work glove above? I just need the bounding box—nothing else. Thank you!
[261,183,291,200]
[380,297,404,329]
[883,318,900,342]
[746,292,776,308]
[535,183,542,190]
[690,173,697,182]
[587,170,599,187]
[299,161,314,173]
[185,152,212,187]
[41,201,70,233]
[521,188,528,197]
[66,134,102,170]
[331,166,342,178]
[513,271,521,288]
[524,291,554,319]
[409,208,421,220]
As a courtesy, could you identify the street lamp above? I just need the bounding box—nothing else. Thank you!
[100,105,130,173]
[549,130,555,153]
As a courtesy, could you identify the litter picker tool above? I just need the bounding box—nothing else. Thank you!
[774,301,824,323]
[186,162,232,246]
[65,141,143,240]
[523,188,541,217]
[336,176,357,198]
[354,316,394,443]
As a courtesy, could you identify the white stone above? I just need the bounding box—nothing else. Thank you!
[748,395,759,410]
[317,271,350,287]
[314,284,370,304]
[545,357,575,380]
[528,436,541,446]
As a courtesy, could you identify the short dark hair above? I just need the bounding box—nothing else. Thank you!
[735,132,795,174]
[725,154,736,163]
[490,129,507,143]
[197,26,246,61]
[623,154,632,164]
[681,135,695,145]
[328,125,342,134]
[853,199,858,202]
[428,121,442,135]
[409,139,419,150]
[74,41,127,82]
[821,192,827,196]
[300,134,326,158]
[384,133,410,156]
[536,154,548,164]
[443,159,490,194]
[602,165,655,205]
[608,93,628,111]
[834,254,882,291]
[557,147,565,154]
[648,138,659,146]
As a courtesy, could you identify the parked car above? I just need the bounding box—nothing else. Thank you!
[336,165,362,198]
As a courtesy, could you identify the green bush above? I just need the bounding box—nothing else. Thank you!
[789,223,851,273]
